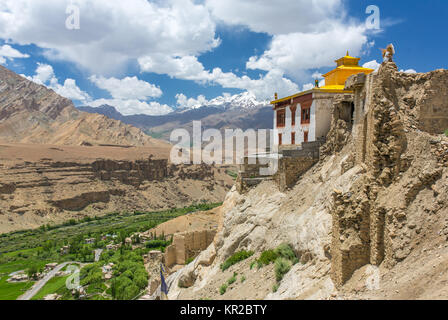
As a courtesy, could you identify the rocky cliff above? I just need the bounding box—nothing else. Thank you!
[165,63,448,300]
[0,156,235,233]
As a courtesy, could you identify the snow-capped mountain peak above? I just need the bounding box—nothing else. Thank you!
[178,92,269,112]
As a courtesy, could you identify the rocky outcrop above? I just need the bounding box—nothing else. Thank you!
[0,158,234,233]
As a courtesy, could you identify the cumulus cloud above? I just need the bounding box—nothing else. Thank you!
[0,0,219,74]
[0,44,29,64]
[89,75,162,100]
[206,0,343,35]
[87,75,173,115]
[247,24,369,82]
[0,0,379,112]
[207,0,373,87]
[139,55,298,99]
[176,93,209,109]
[88,98,173,116]
[23,63,91,102]
[363,60,381,72]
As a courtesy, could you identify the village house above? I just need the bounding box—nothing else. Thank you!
[271,53,374,149]
[60,245,70,255]
[85,238,95,244]
[45,263,58,271]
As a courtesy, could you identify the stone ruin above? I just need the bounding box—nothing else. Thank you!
[330,62,448,286]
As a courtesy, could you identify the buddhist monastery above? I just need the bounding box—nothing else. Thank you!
[271,53,374,147]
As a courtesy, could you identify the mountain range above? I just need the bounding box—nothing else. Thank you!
[78,92,274,141]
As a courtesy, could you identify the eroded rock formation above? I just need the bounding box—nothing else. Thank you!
[0,158,234,233]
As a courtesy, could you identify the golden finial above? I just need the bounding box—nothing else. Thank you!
[346,50,349,56]
[274,92,278,100]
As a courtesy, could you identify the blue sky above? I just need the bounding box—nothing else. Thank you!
[0,0,447,115]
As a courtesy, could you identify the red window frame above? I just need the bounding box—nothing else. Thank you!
[301,107,311,124]
[291,132,296,145]
[277,109,286,128]
[304,131,309,143]
[278,133,283,146]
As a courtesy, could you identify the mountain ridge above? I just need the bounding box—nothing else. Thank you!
[78,93,273,141]
[0,65,169,148]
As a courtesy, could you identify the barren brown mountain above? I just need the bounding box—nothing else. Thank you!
[0,65,168,148]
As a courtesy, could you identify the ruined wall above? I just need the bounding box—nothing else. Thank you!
[331,178,371,286]
[93,159,168,186]
[330,62,448,287]
[164,230,217,267]
[321,93,354,155]
[274,156,317,192]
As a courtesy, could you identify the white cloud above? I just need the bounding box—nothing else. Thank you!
[88,98,173,116]
[208,0,372,88]
[247,24,369,82]
[23,63,90,102]
[363,60,381,72]
[139,55,298,99]
[89,75,162,100]
[0,44,29,64]
[175,93,208,109]
[0,0,219,74]
[400,69,417,74]
[206,0,343,35]
[54,79,91,102]
[87,75,171,115]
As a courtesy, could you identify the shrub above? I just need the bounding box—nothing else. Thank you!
[257,249,278,268]
[219,283,228,295]
[272,283,279,293]
[250,261,256,270]
[274,258,292,282]
[146,240,171,249]
[445,129,448,137]
[227,272,237,285]
[274,243,297,263]
[240,275,246,283]
[220,250,254,271]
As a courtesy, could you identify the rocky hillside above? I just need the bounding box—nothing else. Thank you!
[0,65,167,147]
[0,148,235,233]
[164,63,448,300]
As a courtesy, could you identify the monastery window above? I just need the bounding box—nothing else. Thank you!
[291,132,296,145]
[290,106,297,126]
[304,131,309,143]
[301,106,311,124]
[278,133,283,146]
[277,109,286,128]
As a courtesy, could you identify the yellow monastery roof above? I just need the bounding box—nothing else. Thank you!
[271,52,373,105]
